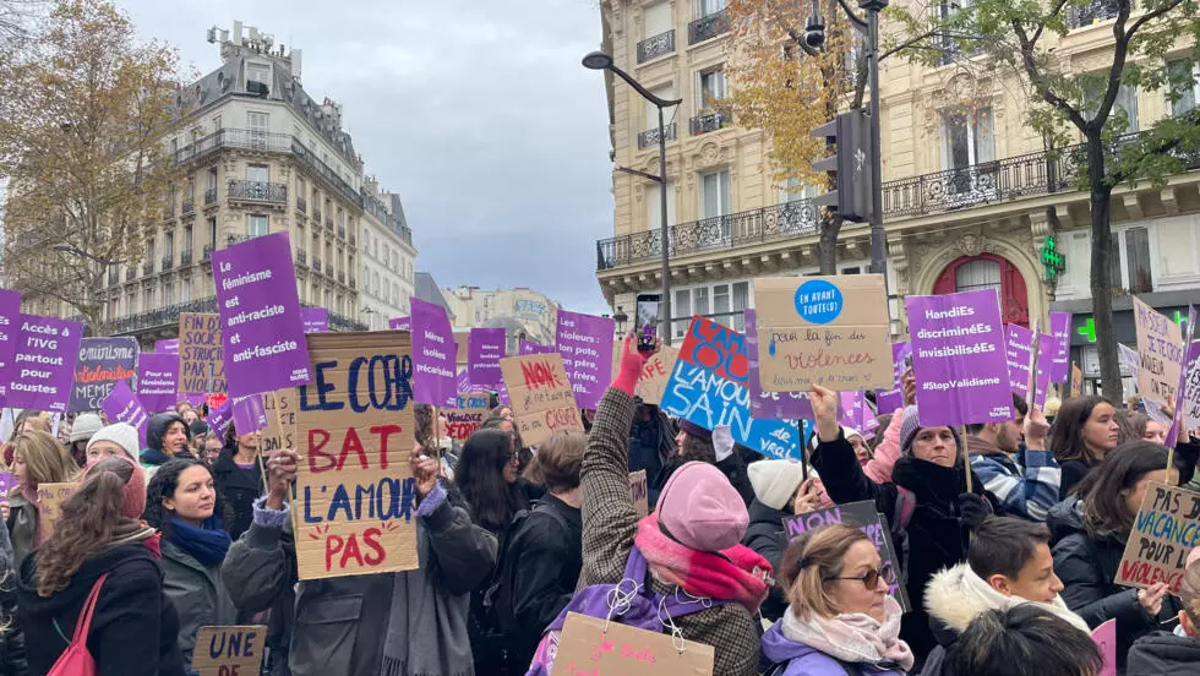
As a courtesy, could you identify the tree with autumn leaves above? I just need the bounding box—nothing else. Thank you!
[0,0,185,332]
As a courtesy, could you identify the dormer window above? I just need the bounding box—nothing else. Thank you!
[246,62,271,96]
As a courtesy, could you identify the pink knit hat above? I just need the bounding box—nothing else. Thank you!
[656,461,748,552]
[83,453,147,520]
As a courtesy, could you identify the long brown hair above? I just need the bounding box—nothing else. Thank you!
[1049,396,1113,465]
[1076,441,1170,538]
[35,458,135,597]
[11,431,78,487]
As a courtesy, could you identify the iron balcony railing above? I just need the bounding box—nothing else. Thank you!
[227,179,288,204]
[181,250,193,266]
[690,111,730,136]
[109,295,368,336]
[161,256,173,271]
[637,29,676,63]
[689,9,729,45]
[638,122,677,149]
[204,188,218,205]
[181,199,195,215]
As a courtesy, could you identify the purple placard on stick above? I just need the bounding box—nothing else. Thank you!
[136,353,179,413]
[0,472,14,496]
[207,400,234,438]
[906,290,1013,427]
[6,314,84,413]
[155,339,179,354]
[746,309,814,420]
[1049,312,1072,384]
[411,298,457,408]
[102,380,149,448]
[556,310,615,411]
[876,388,904,412]
[519,341,555,356]
[1166,306,1196,447]
[302,307,329,333]
[1006,324,1034,398]
[0,289,21,403]
[211,231,313,397]
[230,394,267,434]
[389,316,411,331]
[468,328,506,390]
[892,342,911,387]
[1034,332,1054,409]
[455,370,471,393]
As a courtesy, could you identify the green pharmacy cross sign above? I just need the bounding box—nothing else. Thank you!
[1075,312,1191,344]
[1040,236,1066,281]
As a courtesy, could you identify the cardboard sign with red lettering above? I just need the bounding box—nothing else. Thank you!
[295,332,417,581]
[552,611,714,676]
[611,344,680,406]
[192,625,268,676]
[445,391,489,442]
[500,353,582,447]
[630,470,649,518]
[1114,482,1200,593]
[37,482,79,541]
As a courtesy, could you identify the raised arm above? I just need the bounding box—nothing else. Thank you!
[809,384,898,523]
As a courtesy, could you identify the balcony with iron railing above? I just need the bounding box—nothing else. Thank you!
[204,188,217,206]
[690,110,730,136]
[637,29,676,63]
[161,256,173,272]
[1067,0,1121,28]
[638,122,677,149]
[202,244,214,261]
[181,199,195,216]
[109,295,367,336]
[689,9,729,45]
[181,249,193,266]
[227,179,288,204]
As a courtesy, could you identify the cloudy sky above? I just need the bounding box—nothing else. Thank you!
[117,0,614,315]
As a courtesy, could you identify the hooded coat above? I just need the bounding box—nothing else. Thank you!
[140,414,194,482]
[760,621,907,676]
[1127,629,1200,676]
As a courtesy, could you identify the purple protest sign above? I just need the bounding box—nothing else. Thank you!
[876,388,904,412]
[1049,312,1072,384]
[519,341,555,356]
[207,400,234,438]
[1166,306,1196,447]
[1034,332,1055,409]
[840,391,864,430]
[301,307,329,333]
[389,316,411,331]
[411,298,457,408]
[892,342,911,387]
[0,289,21,404]
[136,353,179,413]
[556,310,615,411]
[230,394,267,434]
[906,290,1013,427]
[211,231,312,397]
[154,339,179,354]
[456,369,471,393]
[0,472,14,496]
[469,328,506,390]
[102,380,149,448]
[1006,324,1034,398]
[6,314,84,413]
[745,309,813,420]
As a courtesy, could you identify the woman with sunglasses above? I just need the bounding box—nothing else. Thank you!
[762,523,913,675]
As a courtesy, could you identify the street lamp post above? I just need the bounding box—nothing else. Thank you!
[583,51,684,345]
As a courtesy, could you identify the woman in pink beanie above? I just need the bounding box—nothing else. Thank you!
[577,334,772,676]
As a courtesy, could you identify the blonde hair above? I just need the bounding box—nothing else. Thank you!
[12,431,79,486]
[1182,558,1200,626]
[15,411,50,435]
[777,523,869,620]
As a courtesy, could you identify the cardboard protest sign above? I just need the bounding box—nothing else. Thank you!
[630,469,649,518]
[411,298,457,408]
[519,341,554,355]
[192,625,268,676]
[500,353,582,447]
[1114,482,1200,593]
[70,338,138,412]
[180,313,225,395]
[1049,312,1072,384]
[7,315,83,413]
[906,291,1013,427]
[0,289,22,404]
[261,390,297,453]
[556,310,614,411]
[102,380,149,448]
[36,482,78,541]
[1134,296,1185,417]
[1072,363,1084,398]
[155,339,179,354]
[782,500,910,611]
[753,275,893,392]
[554,612,715,676]
[1092,620,1117,676]
[610,343,681,407]
[445,392,489,442]
[660,316,800,460]
[469,328,506,390]
[137,353,179,413]
[212,232,312,397]
[388,316,410,331]
[295,332,417,580]
[301,307,329,333]
[1119,343,1141,381]
[745,309,814,420]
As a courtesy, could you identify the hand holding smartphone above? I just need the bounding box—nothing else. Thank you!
[635,293,662,352]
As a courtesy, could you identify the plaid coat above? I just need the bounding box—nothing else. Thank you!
[580,387,761,676]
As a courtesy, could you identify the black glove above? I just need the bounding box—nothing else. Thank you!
[956,493,993,531]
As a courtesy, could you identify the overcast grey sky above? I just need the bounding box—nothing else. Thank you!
[118,0,613,316]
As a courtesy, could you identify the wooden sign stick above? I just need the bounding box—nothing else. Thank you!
[960,425,973,494]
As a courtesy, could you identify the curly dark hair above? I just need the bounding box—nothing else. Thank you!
[143,458,217,538]
[454,428,527,534]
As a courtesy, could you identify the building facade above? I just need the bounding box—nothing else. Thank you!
[359,177,417,330]
[442,286,560,345]
[594,0,1200,385]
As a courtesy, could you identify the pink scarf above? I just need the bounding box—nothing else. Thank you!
[781,596,915,671]
[633,515,772,614]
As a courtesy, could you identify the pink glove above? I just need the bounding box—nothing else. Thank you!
[611,333,651,396]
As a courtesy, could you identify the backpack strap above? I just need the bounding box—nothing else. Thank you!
[72,574,108,644]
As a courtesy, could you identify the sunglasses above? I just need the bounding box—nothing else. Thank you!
[825,562,894,590]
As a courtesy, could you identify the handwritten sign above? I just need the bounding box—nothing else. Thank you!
[630,470,649,518]
[296,332,417,580]
[782,500,910,611]
[553,612,714,676]
[192,625,268,676]
[906,290,1013,427]
[446,392,490,442]
[0,289,22,404]
[660,316,800,460]
[37,482,79,541]
[1183,341,1200,434]
[69,338,139,413]
[500,353,582,447]
[610,343,680,407]
[411,298,457,408]
[1115,482,1200,593]
[261,389,296,453]
[745,309,814,420]
[1134,297,1185,417]
[556,310,615,411]
[753,275,893,392]
[180,313,225,395]
[6,314,83,413]
[1092,620,1116,676]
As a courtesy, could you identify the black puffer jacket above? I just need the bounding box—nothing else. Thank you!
[210,446,263,541]
[742,499,790,622]
[1128,630,1200,675]
[1047,495,1180,669]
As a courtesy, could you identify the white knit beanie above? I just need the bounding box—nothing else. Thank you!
[747,459,807,511]
[85,423,141,462]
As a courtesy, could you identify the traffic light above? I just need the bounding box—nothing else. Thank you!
[811,109,874,223]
